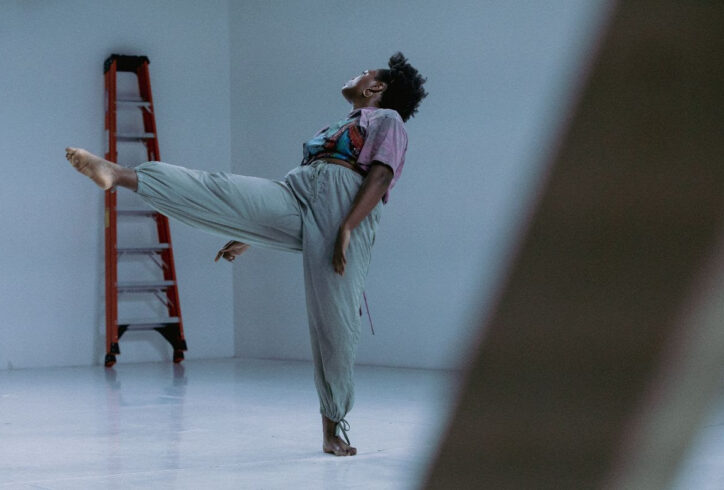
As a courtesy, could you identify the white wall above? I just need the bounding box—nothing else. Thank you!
[0,0,234,369]
[229,0,612,370]
[0,0,612,372]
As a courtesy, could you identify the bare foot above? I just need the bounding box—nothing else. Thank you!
[64,147,118,190]
[322,415,357,456]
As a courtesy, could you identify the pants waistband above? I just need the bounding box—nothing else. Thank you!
[309,159,367,178]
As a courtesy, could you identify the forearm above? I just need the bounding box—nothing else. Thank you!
[341,162,392,231]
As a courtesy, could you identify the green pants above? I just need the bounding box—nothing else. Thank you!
[134,159,382,442]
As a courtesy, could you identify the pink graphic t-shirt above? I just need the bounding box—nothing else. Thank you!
[301,107,408,204]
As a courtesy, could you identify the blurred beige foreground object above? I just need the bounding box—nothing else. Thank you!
[422,1,724,488]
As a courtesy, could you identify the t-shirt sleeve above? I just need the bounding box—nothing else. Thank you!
[357,112,408,177]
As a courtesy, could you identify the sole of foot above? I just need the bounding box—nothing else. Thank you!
[65,147,116,190]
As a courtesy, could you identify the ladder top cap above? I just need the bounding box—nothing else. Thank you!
[104,54,150,74]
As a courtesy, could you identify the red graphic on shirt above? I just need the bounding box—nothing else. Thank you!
[348,124,365,155]
[321,120,364,158]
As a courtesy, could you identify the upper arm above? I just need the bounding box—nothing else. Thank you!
[357,112,408,178]
[368,161,394,183]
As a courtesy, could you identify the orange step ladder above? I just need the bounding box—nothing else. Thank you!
[103,54,187,367]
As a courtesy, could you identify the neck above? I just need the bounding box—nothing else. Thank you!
[352,99,380,110]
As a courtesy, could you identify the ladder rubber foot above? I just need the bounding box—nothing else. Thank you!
[105,354,117,367]
[173,350,185,363]
[110,342,121,355]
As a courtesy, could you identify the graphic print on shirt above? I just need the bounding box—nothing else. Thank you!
[301,115,366,167]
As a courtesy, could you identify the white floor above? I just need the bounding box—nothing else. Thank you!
[671,378,724,490]
[2,358,722,489]
[0,358,459,490]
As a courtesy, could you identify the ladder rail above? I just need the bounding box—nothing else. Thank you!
[137,60,186,353]
[104,60,119,360]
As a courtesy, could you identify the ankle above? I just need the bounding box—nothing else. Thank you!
[322,415,337,436]
[114,165,137,190]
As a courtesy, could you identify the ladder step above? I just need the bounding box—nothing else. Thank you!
[118,317,180,330]
[117,209,158,217]
[117,280,176,292]
[117,244,170,254]
[116,132,156,140]
[116,99,152,108]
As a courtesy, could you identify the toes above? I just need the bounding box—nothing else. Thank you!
[65,147,77,161]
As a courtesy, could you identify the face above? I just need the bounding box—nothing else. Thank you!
[342,69,380,101]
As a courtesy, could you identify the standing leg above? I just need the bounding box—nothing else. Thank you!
[304,225,372,456]
[287,162,382,456]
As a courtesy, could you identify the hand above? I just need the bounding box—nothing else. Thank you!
[333,226,351,276]
[214,240,250,263]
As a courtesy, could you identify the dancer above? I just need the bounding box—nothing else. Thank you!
[64,52,428,456]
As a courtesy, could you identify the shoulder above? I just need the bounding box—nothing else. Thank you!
[367,108,403,123]
[362,109,406,136]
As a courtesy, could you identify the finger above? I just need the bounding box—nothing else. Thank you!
[219,241,234,253]
[214,251,222,262]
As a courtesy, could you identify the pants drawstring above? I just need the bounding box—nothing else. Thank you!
[359,291,375,335]
[336,418,351,446]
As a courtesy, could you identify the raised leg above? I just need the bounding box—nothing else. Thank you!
[62,147,304,252]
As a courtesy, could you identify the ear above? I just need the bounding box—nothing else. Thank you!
[370,80,387,94]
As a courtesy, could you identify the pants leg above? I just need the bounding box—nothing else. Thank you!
[134,161,303,252]
[285,161,382,439]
